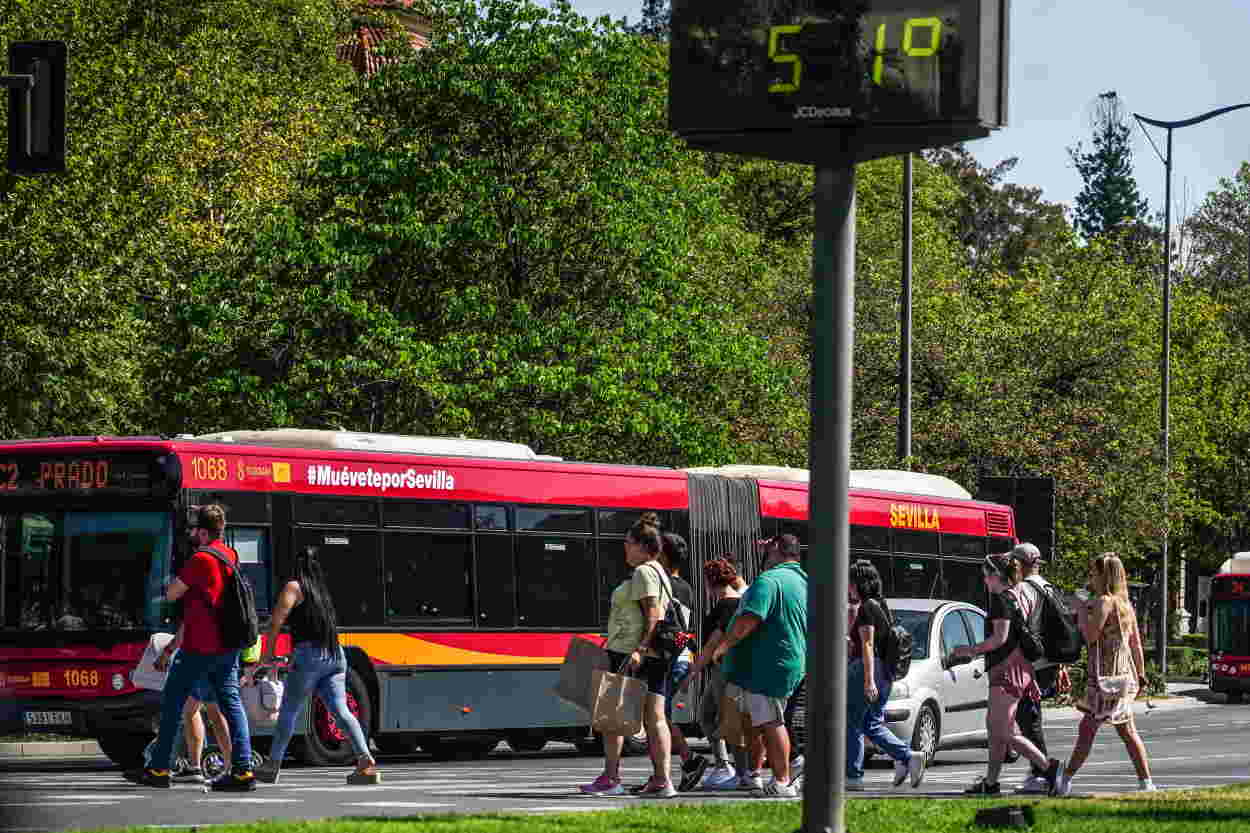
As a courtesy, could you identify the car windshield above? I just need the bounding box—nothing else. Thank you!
[1,510,173,631]
[892,609,932,660]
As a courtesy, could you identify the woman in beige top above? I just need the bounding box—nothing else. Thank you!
[580,514,675,798]
[1055,552,1154,795]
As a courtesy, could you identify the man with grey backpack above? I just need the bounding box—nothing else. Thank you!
[1011,543,1074,794]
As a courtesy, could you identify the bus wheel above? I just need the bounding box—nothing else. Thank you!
[96,731,153,769]
[300,667,373,766]
[1228,691,1244,704]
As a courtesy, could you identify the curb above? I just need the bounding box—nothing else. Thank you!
[0,740,102,758]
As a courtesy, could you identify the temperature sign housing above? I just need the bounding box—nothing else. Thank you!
[669,0,1008,163]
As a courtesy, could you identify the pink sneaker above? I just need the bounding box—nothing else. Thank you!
[579,774,624,796]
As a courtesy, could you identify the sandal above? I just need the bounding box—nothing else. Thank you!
[964,776,1001,795]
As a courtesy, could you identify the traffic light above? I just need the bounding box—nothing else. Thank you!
[977,476,1056,562]
[5,40,66,174]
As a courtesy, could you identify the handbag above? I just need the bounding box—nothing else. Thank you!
[1083,599,1135,722]
[590,668,645,736]
[641,563,694,662]
[553,636,609,712]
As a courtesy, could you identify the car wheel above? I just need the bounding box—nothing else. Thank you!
[910,703,939,765]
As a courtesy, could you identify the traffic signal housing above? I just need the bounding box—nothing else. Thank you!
[6,40,66,174]
[977,476,1056,562]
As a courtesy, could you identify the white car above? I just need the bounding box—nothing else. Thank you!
[868,598,990,765]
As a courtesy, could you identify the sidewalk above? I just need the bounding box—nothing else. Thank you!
[0,682,1216,760]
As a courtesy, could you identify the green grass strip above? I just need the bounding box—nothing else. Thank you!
[81,784,1250,833]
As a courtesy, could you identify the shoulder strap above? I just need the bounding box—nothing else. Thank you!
[196,546,235,574]
[641,562,673,606]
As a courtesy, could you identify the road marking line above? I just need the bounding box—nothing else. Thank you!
[41,794,146,800]
[193,798,303,803]
[340,802,455,808]
[0,801,122,807]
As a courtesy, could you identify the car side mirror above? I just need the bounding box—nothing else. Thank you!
[944,653,971,670]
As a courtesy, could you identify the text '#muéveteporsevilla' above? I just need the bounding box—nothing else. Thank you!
[306,465,455,492]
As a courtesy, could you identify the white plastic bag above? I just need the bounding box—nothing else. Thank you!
[130,632,175,691]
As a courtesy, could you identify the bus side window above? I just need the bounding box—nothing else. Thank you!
[228,527,271,616]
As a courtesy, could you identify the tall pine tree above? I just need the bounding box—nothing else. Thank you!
[1068,91,1149,239]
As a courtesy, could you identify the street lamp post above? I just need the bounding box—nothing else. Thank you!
[1133,103,1250,674]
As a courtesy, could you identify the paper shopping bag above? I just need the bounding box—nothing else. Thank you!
[590,669,645,736]
[718,692,748,747]
[553,636,609,712]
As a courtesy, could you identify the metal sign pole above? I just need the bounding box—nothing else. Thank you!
[801,154,856,833]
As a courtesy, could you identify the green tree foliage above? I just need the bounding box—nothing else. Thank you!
[1184,162,1250,296]
[924,146,1072,274]
[154,0,796,466]
[1068,91,1149,239]
[0,0,358,439]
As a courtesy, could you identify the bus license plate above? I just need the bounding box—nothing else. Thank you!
[23,711,72,727]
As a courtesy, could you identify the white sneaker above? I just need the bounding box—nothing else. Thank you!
[1138,779,1158,793]
[737,771,764,791]
[752,776,798,798]
[908,753,927,788]
[1017,774,1049,794]
[1054,771,1073,797]
[846,776,865,791]
[701,764,738,790]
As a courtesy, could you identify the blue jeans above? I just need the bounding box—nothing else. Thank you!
[847,658,912,778]
[268,642,370,764]
[148,650,251,773]
[143,678,219,766]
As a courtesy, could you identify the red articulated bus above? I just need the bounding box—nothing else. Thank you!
[0,429,1017,767]
[1208,553,1250,703]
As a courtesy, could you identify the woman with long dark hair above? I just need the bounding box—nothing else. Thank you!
[255,547,380,784]
[846,559,925,790]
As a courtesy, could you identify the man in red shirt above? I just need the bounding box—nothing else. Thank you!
[125,504,255,791]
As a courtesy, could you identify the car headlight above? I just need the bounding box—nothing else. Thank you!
[888,682,911,701]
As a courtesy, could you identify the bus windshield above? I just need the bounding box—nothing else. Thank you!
[1,510,172,632]
[1212,597,1250,658]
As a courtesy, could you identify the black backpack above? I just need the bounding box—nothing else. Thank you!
[1008,590,1045,662]
[1025,577,1084,664]
[199,546,260,653]
[867,599,913,681]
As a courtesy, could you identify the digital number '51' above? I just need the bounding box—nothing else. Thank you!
[767,18,945,94]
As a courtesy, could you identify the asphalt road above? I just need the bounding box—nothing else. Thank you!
[2,692,1248,832]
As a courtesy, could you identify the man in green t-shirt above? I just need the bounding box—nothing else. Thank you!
[713,534,808,798]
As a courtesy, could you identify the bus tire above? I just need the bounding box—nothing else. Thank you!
[1227,691,1244,704]
[300,666,373,766]
[97,731,154,769]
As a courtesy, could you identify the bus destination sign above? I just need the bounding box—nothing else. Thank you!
[0,453,176,496]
